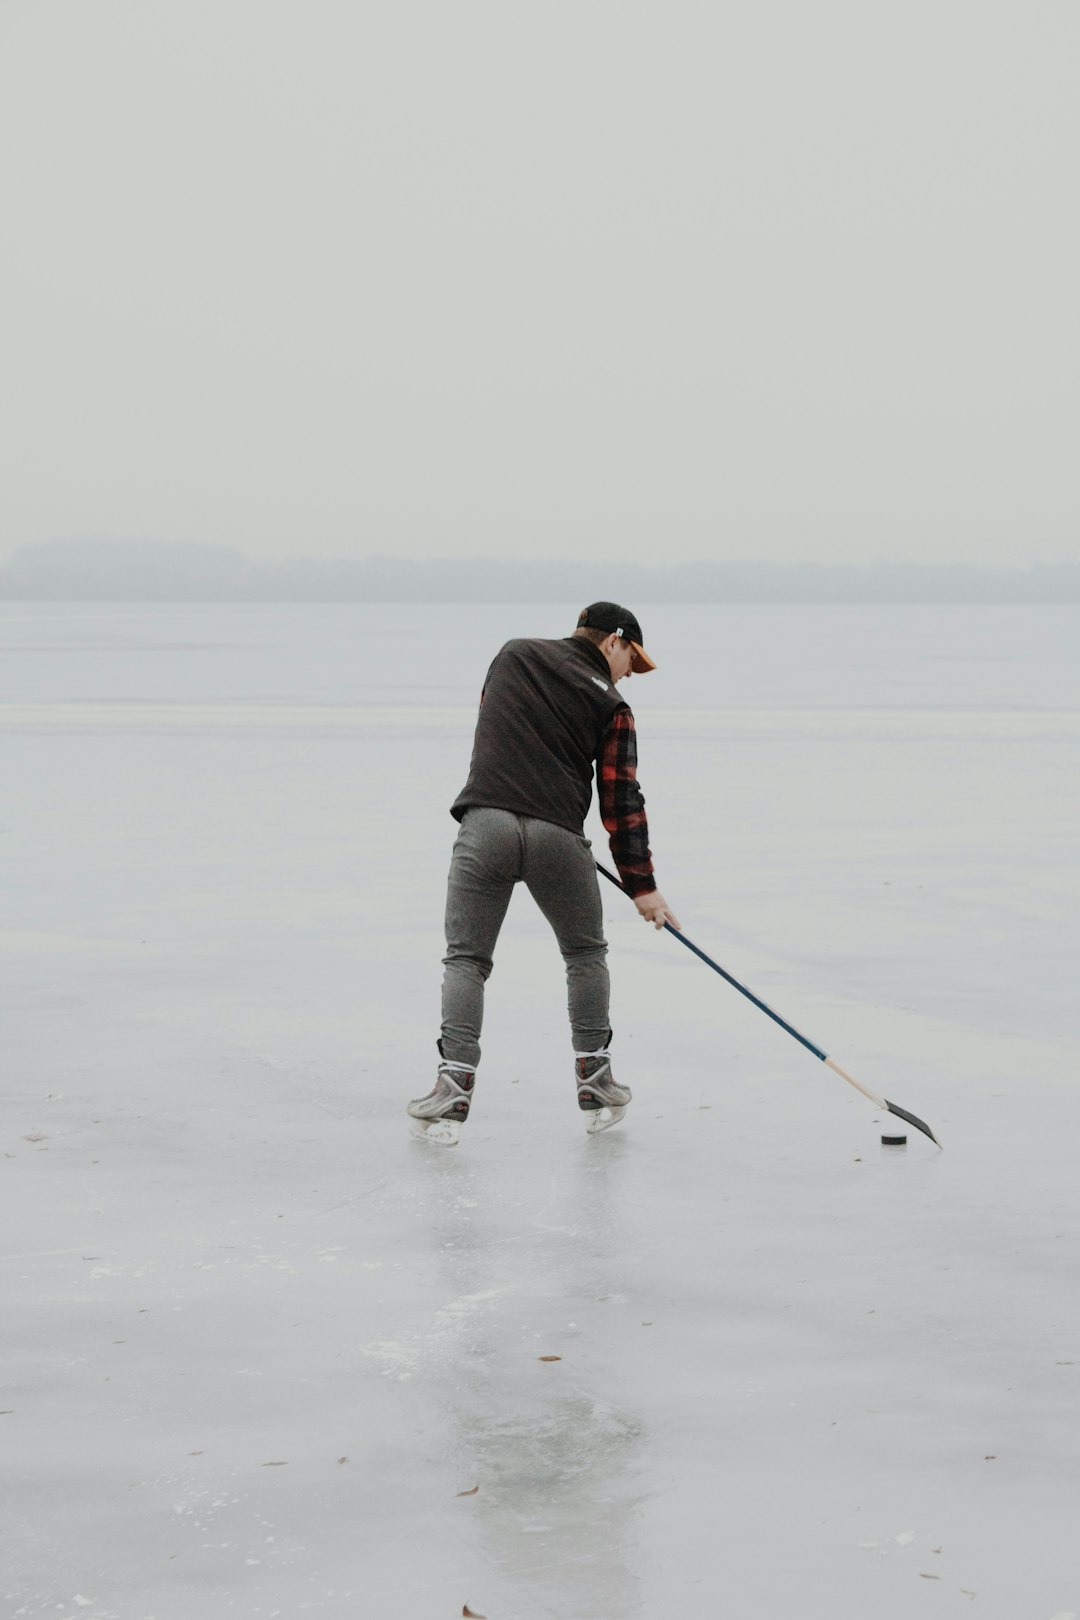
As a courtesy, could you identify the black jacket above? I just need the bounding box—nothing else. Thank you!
[451,636,628,834]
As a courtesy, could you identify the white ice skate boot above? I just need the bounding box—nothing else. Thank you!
[575,1050,631,1134]
[407,1061,476,1145]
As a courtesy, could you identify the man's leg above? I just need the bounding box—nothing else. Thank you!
[520,818,610,1053]
[521,818,630,1130]
[440,808,522,1068]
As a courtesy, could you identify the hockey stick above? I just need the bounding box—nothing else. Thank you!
[595,861,941,1148]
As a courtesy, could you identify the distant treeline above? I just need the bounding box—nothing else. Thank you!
[2,536,1078,603]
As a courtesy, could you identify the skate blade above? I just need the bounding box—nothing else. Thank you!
[585,1105,627,1135]
[409,1117,461,1146]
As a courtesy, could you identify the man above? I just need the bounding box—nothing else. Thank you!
[408,602,680,1142]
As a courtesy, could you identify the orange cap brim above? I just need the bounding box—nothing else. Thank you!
[630,640,657,674]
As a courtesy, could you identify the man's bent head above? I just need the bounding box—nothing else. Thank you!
[574,602,657,677]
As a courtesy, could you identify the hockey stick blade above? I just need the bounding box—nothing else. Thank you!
[885,1100,941,1149]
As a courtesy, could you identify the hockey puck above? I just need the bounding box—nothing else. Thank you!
[881,1132,908,1146]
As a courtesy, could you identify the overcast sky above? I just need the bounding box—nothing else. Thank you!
[1,1,1077,570]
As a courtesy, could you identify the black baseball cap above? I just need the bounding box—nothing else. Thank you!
[576,602,657,673]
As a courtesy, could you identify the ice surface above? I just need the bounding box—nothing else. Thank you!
[3,603,1079,1619]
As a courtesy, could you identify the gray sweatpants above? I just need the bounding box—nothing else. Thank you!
[440,807,611,1069]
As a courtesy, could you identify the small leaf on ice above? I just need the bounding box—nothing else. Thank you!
[919,1573,942,1580]
[462,1607,487,1618]
[538,1355,561,1362]
[984,1454,997,1460]
[262,1461,289,1467]
[456,1485,479,1496]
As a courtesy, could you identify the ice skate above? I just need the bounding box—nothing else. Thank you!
[407,1062,476,1145]
[575,1051,631,1134]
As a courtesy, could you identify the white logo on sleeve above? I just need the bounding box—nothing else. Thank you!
[590,676,609,691]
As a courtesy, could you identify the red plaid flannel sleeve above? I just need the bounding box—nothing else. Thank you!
[597,708,656,896]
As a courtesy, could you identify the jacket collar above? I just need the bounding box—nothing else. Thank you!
[563,635,612,678]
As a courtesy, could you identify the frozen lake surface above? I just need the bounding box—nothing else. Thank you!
[3,602,1079,1620]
